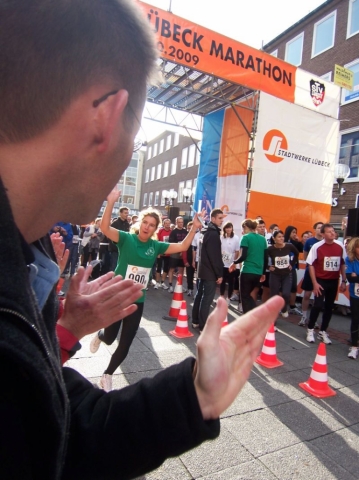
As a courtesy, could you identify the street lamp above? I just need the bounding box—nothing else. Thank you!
[334,163,350,195]
[162,189,178,206]
[183,187,192,203]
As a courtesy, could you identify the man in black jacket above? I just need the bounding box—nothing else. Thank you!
[192,208,225,332]
[109,207,130,271]
[0,1,283,479]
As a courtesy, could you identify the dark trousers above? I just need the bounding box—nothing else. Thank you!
[220,267,235,299]
[192,279,216,330]
[186,265,195,290]
[308,278,338,331]
[269,273,291,312]
[349,296,359,346]
[81,244,91,267]
[99,303,144,375]
[109,251,118,272]
[64,242,79,275]
[240,273,261,313]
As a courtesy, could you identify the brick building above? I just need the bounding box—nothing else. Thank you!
[140,130,200,223]
[263,0,359,229]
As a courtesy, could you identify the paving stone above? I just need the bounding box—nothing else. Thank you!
[135,457,192,480]
[310,427,359,477]
[222,410,299,457]
[334,359,359,379]
[200,459,278,479]
[260,442,355,479]
[119,351,164,373]
[180,427,253,478]
[140,335,193,353]
[269,398,344,441]
[302,391,359,428]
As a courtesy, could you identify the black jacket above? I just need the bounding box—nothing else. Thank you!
[0,179,219,479]
[108,217,130,252]
[198,222,223,281]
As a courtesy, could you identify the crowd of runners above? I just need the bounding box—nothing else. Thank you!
[57,202,359,392]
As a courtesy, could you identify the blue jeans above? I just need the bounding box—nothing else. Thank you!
[109,251,118,272]
[64,243,79,275]
[192,279,217,330]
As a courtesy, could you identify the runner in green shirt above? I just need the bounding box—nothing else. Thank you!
[90,186,203,391]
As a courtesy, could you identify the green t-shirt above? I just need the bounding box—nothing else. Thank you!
[240,232,267,275]
[115,231,169,303]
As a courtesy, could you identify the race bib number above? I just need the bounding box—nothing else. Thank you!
[354,283,359,297]
[125,265,150,286]
[323,256,340,272]
[163,235,169,242]
[275,255,289,269]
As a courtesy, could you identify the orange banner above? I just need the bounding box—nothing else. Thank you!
[139,2,296,103]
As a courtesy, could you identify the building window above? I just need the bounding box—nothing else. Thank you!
[285,33,304,66]
[153,143,158,157]
[174,132,179,146]
[143,193,147,206]
[188,144,196,167]
[161,191,166,206]
[312,11,336,58]
[270,49,278,57]
[147,146,152,160]
[178,181,184,202]
[156,164,162,179]
[171,157,177,175]
[195,145,200,165]
[181,148,188,169]
[341,59,359,105]
[348,0,359,38]
[150,166,155,181]
[321,71,332,82]
[186,179,192,190]
[159,139,164,154]
[163,161,169,177]
[154,191,159,206]
[148,192,153,206]
[166,135,172,151]
[145,169,149,183]
[339,130,359,178]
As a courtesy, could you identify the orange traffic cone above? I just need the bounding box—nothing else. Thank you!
[222,315,229,328]
[255,324,283,368]
[169,300,194,338]
[299,343,336,398]
[163,274,184,321]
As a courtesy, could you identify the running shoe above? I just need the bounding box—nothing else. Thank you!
[226,298,231,306]
[154,282,160,290]
[230,293,239,301]
[281,311,289,318]
[306,328,315,343]
[168,286,174,293]
[237,303,243,314]
[161,283,169,290]
[288,307,302,316]
[182,287,187,293]
[187,290,192,297]
[318,330,332,345]
[58,290,65,297]
[192,323,199,329]
[298,316,307,327]
[348,347,358,359]
[90,334,101,353]
[99,373,112,392]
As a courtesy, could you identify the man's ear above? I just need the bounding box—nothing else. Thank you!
[94,89,129,153]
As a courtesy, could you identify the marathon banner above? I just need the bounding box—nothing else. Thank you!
[138,1,340,118]
[248,92,339,234]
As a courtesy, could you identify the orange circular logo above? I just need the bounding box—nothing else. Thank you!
[221,204,229,218]
[263,129,288,163]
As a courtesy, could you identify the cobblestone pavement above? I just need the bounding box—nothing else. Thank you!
[67,280,359,480]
